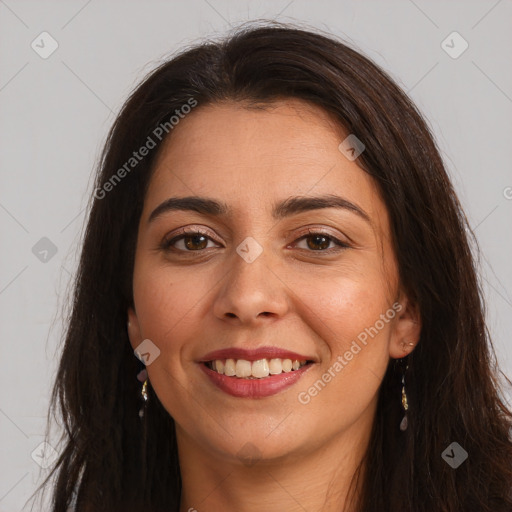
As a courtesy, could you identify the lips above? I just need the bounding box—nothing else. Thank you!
[197,346,317,398]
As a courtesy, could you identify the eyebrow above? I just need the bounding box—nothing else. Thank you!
[148,194,371,224]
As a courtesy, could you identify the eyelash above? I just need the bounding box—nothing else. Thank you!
[160,227,350,254]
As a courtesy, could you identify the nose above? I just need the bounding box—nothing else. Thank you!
[212,242,290,326]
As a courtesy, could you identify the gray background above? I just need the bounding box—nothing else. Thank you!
[1,1,511,510]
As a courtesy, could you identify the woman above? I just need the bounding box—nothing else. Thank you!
[33,21,512,511]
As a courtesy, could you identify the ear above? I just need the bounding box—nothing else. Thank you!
[127,306,143,351]
[389,290,421,359]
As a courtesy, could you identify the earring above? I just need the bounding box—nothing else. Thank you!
[399,360,409,431]
[401,340,415,353]
[137,369,148,419]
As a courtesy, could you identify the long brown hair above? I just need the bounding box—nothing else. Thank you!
[31,21,512,511]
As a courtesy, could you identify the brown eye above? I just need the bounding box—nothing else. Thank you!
[305,234,331,250]
[294,231,350,253]
[161,230,219,252]
[181,233,209,250]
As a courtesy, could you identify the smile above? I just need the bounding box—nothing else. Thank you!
[199,359,315,398]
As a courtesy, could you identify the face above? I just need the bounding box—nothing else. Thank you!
[127,99,420,465]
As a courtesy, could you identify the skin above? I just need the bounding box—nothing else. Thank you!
[127,99,421,512]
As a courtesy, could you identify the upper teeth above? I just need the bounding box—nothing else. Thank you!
[209,358,308,378]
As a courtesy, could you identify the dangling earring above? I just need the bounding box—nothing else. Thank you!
[137,369,148,419]
[400,362,409,431]
[399,340,414,431]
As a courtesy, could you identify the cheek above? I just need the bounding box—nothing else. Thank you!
[293,265,394,404]
[131,262,208,414]
[294,277,393,430]
[132,260,207,342]
[299,263,394,348]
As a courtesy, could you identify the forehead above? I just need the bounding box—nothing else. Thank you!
[145,99,385,225]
